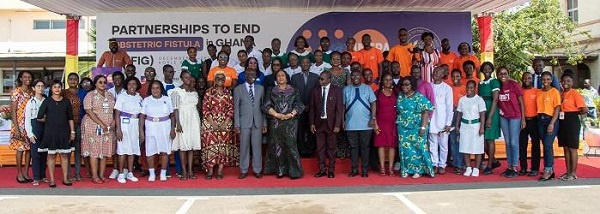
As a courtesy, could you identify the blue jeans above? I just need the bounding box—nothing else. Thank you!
[500,117,521,167]
[449,113,463,168]
[537,114,559,172]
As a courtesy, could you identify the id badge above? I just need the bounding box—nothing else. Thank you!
[122,118,131,124]
[559,112,565,120]
[102,102,109,109]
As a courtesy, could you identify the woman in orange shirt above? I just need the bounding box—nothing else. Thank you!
[519,72,541,177]
[208,51,238,89]
[536,72,561,181]
[558,73,588,181]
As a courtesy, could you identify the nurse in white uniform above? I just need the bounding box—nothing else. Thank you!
[114,76,143,184]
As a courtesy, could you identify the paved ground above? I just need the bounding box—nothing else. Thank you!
[1,179,599,214]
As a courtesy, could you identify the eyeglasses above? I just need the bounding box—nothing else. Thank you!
[218,55,229,59]
[498,72,508,76]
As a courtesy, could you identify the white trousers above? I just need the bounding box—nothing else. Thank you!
[428,132,449,168]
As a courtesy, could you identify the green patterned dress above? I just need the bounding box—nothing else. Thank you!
[397,92,435,177]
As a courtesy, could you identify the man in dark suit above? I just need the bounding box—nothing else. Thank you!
[310,71,343,178]
[532,59,561,90]
[291,57,319,157]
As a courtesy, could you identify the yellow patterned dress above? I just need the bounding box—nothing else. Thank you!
[9,87,33,151]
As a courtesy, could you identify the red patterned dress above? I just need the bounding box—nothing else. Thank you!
[81,90,116,158]
[9,87,33,151]
[201,87,238,169]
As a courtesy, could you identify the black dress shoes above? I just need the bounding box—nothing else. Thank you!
[254,173,263,179]
[238,173,247,179]
[361,172,369,178]
[348,170,358,177]
[327,172,335,178]
[314,171,327,178]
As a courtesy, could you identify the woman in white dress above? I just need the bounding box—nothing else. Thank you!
[456,80,487,177]
[171,71,201,180]
[114,76,143,184]
[139,80,175,182]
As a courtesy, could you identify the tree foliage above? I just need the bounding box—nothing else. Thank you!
[472,0,589,79]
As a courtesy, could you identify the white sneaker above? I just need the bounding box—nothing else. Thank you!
[117,173,126,184]
[160,174,167,181]
[393,162,401,171]
[463,167,472,177]
[472,168,480,177]
[127,172,139,182]
[148,174,156,182]
[109,169,119,179]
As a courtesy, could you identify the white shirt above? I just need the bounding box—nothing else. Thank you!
[141,96,173,118]
[24,96,45,138]
[393,78,400,85]
[233,64,245,75]
[115,92,143,115]
[108,87,125,100]
[284,66,302,77]
[260,64,272,76]
[247,48,263,67]
[430,81,454,133]
[245,82,255,99]
[320,84,330,119]
[310,62,332,76]
[457,95,487,120]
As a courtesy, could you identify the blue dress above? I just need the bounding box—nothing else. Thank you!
[397,92,435,177]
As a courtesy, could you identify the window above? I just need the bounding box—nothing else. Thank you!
[91,19,96,28]
[79,19,85,29]
[567,0,578,23]
[33,20,50,29]
[33,19,69,29]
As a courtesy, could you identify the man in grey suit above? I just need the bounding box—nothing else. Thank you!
[291,57,319,157]
[234,69,267,179]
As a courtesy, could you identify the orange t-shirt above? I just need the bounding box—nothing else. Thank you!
[536,88,561,116]
[208,66,238,87]
[440,51,458,71]
[386,43,415,78]
[359,48,384,79]
[451,84,466,108]
[349,50,363,64]
[522,88,540,117]
[561,89,586,112]
[461,77,480,92]
[453,54,481,78]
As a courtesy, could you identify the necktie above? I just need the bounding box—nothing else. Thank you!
[249,84,254,103]
[536,74,542,89]
[304,73,308,85]
[321,86,326,118]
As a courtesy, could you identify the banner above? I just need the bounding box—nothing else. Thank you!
[65,16,79,87]
[97,12,472,81]
[477,15,494,63]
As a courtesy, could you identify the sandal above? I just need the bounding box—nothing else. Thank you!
[92,178,104,184]
[388,168,395,177]
[205,172,213,180]
[86,174,92,178]
[189,173,198,180]
[216,171,223,180]
[558,173,569,180]
[49,182,56,188]
[32,180,40,186]
[180,173,188,180]
[379,168,386,176]
[75,174,83,181]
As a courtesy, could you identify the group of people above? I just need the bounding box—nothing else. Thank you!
[8,29,595,188]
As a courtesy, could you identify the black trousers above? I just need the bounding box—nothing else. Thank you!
[347,130,373,173]
[519,117,541,171]
[297,112,316,156]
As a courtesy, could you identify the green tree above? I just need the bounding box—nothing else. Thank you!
[472,0,589,79]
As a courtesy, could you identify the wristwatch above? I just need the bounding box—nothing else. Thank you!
[420,126,426,130]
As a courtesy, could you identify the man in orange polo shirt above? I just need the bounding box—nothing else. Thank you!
[346,37,363,64]
[386,28,415,78]
[97,38,132,70]
[453,42,480,78]
[358,34,384,80]
[440,38,458,72]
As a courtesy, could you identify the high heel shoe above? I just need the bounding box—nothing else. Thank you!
[388,168,395,177]
[63,181,73,186]
[49,182,57,188]
[379,168,386,176]
[538,172,555,181]
[216,170,223,180]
